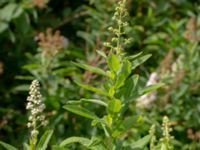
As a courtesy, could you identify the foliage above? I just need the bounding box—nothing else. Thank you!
[0,0,199,149]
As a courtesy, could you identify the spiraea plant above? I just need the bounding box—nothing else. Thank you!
[58,0,163,149]
[149,116,174,150]
[0,80,53,150]
[26,80,48,149]
[19,28,71,109]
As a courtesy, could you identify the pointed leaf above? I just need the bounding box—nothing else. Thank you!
[23,143,29,150]
[140,83,164,95]
[75,81,108,96]
[0,3,18,21]
[132,54,152,70]
[59,137,91,147]
[107,52,120,73]
[36,130,54,150]
[130,135,151,148]
[115,59,131,89]
[72,62,110,77]
[0,21,8,33]
[96,50,107,58]
[80,98,107,107]
[118,74,139,100]
[112,116,138,137]
[0,141,18,150]
[63,105,98,120]
[126,52,143,60]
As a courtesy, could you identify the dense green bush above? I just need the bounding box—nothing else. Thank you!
[0,0,199,149]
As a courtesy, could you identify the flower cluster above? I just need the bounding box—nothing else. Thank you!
[36,28,68,58]
[161,116,173,142]
[103,0,131,54]
[26,80,47,139]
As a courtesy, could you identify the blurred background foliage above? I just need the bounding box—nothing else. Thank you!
[0,0,199,149]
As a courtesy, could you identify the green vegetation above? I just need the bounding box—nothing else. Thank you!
[0,0,199,149]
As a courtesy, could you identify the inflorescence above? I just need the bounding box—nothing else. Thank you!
[103,0,132,54]
[26,80,47,140]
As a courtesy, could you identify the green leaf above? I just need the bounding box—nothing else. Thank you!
[140,83,164,95]
[72,62,110,77]
[12,6,23,19]
[52,145,67,150]
[75,81,108,96]
[80,98,107,107]
[53,67,76,75]
[126,52,143,60]
[14,13,30,34]
[0,141,18,150]
[63,105,98,120]
[22,64,40,70]
[0,21,8,33]
[132,54,152,70]
[96,50,107,58]
[107,52,120,73]
[130,135,151,149]
[112,116,137,137]
[12,84,30,92]
[8,29,15,43]
[23,143,29,150]
[0,3,18,21]
[59,137,91,147]
[108,99,122,113]
[118,74,139,100]
[36,130,54,150]
[104,115,112,128]
[115,59,131,89]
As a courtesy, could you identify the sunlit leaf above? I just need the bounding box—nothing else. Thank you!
[108,99,122,113]
[107,52,120,73]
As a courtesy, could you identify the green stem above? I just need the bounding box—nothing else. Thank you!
[116,9,122,55]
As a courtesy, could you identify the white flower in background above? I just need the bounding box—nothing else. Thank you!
[136,72,158,108]
[26,80,47,138]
